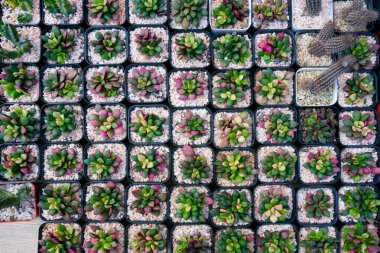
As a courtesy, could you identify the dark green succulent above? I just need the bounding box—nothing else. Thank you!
[88,66,122,99]
[340,110,377,142]
[42,26,76,64]
[131,149,166,180]
[39,223,81,253]
[134,28,163,57]
[174,187,209,222]
[172,0,208,29]
[342,151,380,182]
[0,145,37,180]
[131,227,165,253]
[44,0,74,15]
[213,33,251,67]
[84,225,120,252]
[4,0,33,11]
[341,223,380,252]
[175,232,210,253]
[257,32,292,64]
[84,150,122,180]
[258,229,297,253]
[132,0,165,18]
[0,22,33,60]
[261,148,297,180]
[304,189,333,219]
[43,104,77,140]
[213,0,246,28]
[130,110,166,142]
[346,37,379,70]
[89,30,125,60]
[87,0,120,24]
[258,189,290,223]
[344,72,376,106]
[299,227,338,253]
[17,13,33,23]
[175,33,208,61]
[130,185,167,216]
[217,228,254,253]
[180,146,210,184]
[43,68,81,99]
[47,147,82,178]
[0,185,31,210]
[303,149,339,180]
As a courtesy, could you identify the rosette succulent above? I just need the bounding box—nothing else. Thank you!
[346,37,380,70]
[340,110,377,142]
[42,26,76,64]
[304,149,339,180]
[132,0,165,18]
[84,225,120,252]
[217,229,254,253]
[43,105,77,140]
[258,189,290,223]
[130,185,167,216]
[304,189,333,219]
[257,32,292,64]
[175,110,208,141]
[130,227,165,253]
[213,33,251,67]
[128,67,164,98]
[254,0,288,23]
[84,150,122,180]
[89,30,125,60]
[0,146,36,180]
[258,229,297,253]
[17,13,33,23]
[174,187,210,222]
[88,67,122,99]
[172,0,208,29]
[88,105,125,140]
[39,224,81,253]
[342,151,380,182]
[175,232,210,253]
[47,147,82,177]
[341,223,380,253]
[131,149,166,180]
[179,146,210,184]
[87,0,120,24]
[299,227,338,253]
[261,148,297,180]
[44,68,81,99]
[174,72,208,101]
[343,72,376,106]
[134,28,163,57]
[213,0,246,27]
[130,110,166,142]
[175,33,208,61]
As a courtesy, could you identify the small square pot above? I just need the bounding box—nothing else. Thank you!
[1,0,41,25]
[298,226,339,253]
[291,0,333,31]
[127,224,168,253]
[42,0,84,25]
[256,224,298,252]
[171,225,213,253]
[38,223,82,253]
[86,0,126,25]
[214,228,254,253]
[128,0,168,25]
[333,0,374,32]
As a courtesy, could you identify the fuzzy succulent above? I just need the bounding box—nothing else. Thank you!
[132,0,165,18]
[88,67,122,99]
[300,108,338,144]
[87,0,120,24]
[89,30,125,60]
[257,109,298,143]
[44,0,74,15]
[211,190,252,225]
[340,111,377,142]
[88,105,125,139]
[213,0,246,27]
[258,188,290,223]
[84,150,122,180]
[304,149,339,180]
[0,185,30,210]
[0,22,33,60]
[308,34,356,58]
[213,33,251,67]
[43,105,76,140]
[304,189,333,219]
[131,185,167,216]
[257,32,292,64]
[131,227,165,253]
[261,148,297,180]
[347,37,379,70]
[299,227,338,253]
[42,26,76,64]
[175,232,210,253]
[180,146,210,184]
[217,111,252,147]
[174,72,208,101]
[84,225,119,252]
[39,224,80,253]
[344,72,376,106]
[44,68,81,99]
[128,67,164,98]
[0,146,36,180]
[130,110,166,142]
[40,183,81,220]
[0,63,38,99]
[254,0,288,23]
[175,110,208,141]
[340,186,380,223]
[134,28,163,57]
[258,229,297,253]
[48,147,82,178]
[342,151,380,182]
[4,0,32,11]
[254,68,292,104]
[175,33,208,61]
[85,181,125,221]
[0,105,39,143]
[217,228,254,253]
[175,187,210,222]
[215,149,256,183]
[172,0,208,29]
[131,149,166,180]
[341,223,380,253]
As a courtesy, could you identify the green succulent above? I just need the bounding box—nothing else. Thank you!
[303,149,339,180]
[130,185,167,216]
[43,104,76,140]
[4,0,33,11]
[44,0,74,15]
[88,66,122,99]
[47,147,82,178]
[84,225,120,252]
[132,0,165,18]
[17,13,33,23]
[0,145,37,180]
[84,150,122,180]
[341,223,380,252]
[217,228,253,253]
[39,224,81,253]
[346,37,379,70]
[258,229,297,253]
[175,187,208,222]
[254,0,288,23]
[179,146,210,184]
[261,149,297,180]
[43,68,81,99]
[213,33,251,67]
[131,227,165,253]
[87,0,120,24]
[42,26,76,64]
[340,110,377,142]
[175,33,208,61]
[172,0,208,29]
[344,72,376,106]
[0,185,31,210]
[342,151,380,182]
[130,110,166,142]
[213,0,246,28]
[131,149,166,180]
[218,70,249,87]
[87,105,125,140]
[304,189,333,219]
[175,232,210,253]
[299,227,338,253]
[134,28,163,57]
[89,30,125,60]
[257,32,292,64]
[0,22,33,60]
[258,189,290,223]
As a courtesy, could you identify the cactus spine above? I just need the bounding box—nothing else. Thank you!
[309,35,356,57]
[345,10,379,30]
[305,0,322,15]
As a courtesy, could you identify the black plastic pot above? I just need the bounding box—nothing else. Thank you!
[298,226,340,253]
[40,64,84,104]
[125,183,169,223]
[127,0,168,25]
[170,224,214,253]
[212,109,256,149]
[296,186,338,226]
[41,0,84,25]
[84,26,128,65]
[253,29,296,68]
[85,0,127,26]
[127,104,171,145]
[298,144,341,185]
[125,63,168,104]
[251,0,292,30]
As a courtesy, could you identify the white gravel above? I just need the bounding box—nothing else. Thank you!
[292,0,333,30]
[83,223,124,253]
[127,224,167,253]
[255,32,292,67]
[43,0,83,25]
[296,33,334,67]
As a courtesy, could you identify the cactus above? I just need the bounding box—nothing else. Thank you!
[87,105,125,139]
[257,32,292,64]
[89,30,125,60]
[340,110,377,142]
[88,66,122,99]
[131,227,165,253]
[304,189,333,219]
[132,0,165,18]
[44,68,81,99]
[0,189,20,210]
[213,33,251,67]
[175,110,208,141]
[0,22,33,60]
[47,147,82,177]
[42,26,76,64]
[130,185,167,216]
[254,0,288,24]
[0,146,36,180]
[174,33,208,61]
[342,151,380,182]
[43,104,77,140]
[130,110,166,142]
[39,224,80,253]
[131,149,167,180]
[341,223,380,253]
[299,227,338,253]
[179,146,210,184]
[217,228,254,253]
[261,148,297,180]
[174,72,208,101]
[258,229,297,252]
[175,233,210,253]
[84,150,122,180]
[305,0,321,15]
[258,188,290,223]
[134,28,163,57]
[345,10,379,30]
[174,187,210,222]
[303,148,339,180]
[128,67,164,98]
[308,34,356,57]
[87,0,120,24]
[343,72,376,106]
[172,0,208,29]
[84,225,120,252]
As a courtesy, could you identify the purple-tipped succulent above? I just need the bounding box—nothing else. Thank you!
[0,145,36,180]
[130,185,167,216]
[88,105,125,139]
[131,149,167,180]
[175,110,208,140]
[174,72,208,101]
[128,67,164,98]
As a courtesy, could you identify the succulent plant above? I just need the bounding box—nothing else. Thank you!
[130,110,166,142]
[257,32,292,64]
[175,110,208,141]
[180,146,210,184]
[42,26,76,64]
[0,146,36,180]
[89,30,125,60]
[47,147,82,177]
[213,0,246,27]
[215,149,256,183]
[300,108,338,144]
[174,72,208,101]
[299,227,338,253]
[128,67,164,98]
[39,183,81,220]
[131,149,166,180]
[340,111,377,142]
[43,105,77,140]
[175,33,208,61]
[131,185,167,216]
[346,37,379,70]
[84,150,122,180]
[84,225,119,252]
[175,187,210,222]
[134,28,163,57]
[172,0,208,29]
[0,105,39,142]
[0,63,38,99]
[254,0,288,23]
[88,105,125,139]
[175,232,210,253]
[303,149,339,180]
[44,68,81,99]
[44,0,74,15]
[308,34,356,58]
[0,185,30,210]
[0,22,33,60]
[213,33,251,67]
[257,109,298,143]
[85,181,125,221]
[342,151,380,182]
[261,148,297,180]
[305,0,321,15]
[340,186,380,223]
[217,111,253,147]
[217,228,254,253]
[211,190,252,225]
[341,223,380,253]
[254,68,292,104]
[17,13,33,23]
[39,224,80,253]
[131,227,165,253]
[344,9,379,31]
[258,188,290,223]
[4,0,33,11]
[344,72,376,106]
[88,67,122,99]
[87,0,120,24]
[217,70,249,87]
[304,189,333,219]
[132,0,165,18]
[258,229,297,253]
